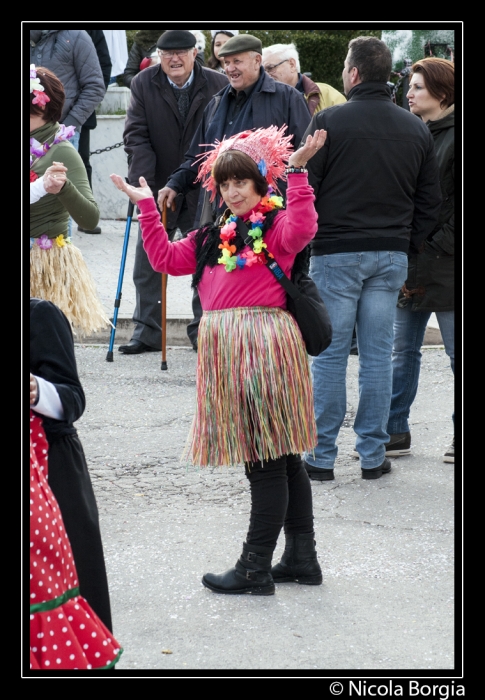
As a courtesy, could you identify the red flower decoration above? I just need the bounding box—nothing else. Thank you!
[32,89,50,106]
[30,171,39,183]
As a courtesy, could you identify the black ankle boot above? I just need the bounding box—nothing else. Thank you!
[271,532,323,585]
[202,542,275,596]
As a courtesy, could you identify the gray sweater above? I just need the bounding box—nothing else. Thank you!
[30,29,106,130]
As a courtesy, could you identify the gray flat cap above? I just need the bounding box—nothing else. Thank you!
[157,30,196,50]
[218,34,263,57]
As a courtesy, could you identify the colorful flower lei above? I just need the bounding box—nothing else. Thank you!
[30,235,72,250]
[217,190,283,272]
[30,124,76,168]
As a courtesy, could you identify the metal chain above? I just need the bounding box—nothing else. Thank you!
[89,142,124,156]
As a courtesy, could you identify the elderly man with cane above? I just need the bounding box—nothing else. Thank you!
[119,29,228,355]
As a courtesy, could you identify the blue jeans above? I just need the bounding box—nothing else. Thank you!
[67,131,80,238]
[303,251,408,470]
[387,307,455,434]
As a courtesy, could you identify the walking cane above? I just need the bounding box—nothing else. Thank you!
[161,201,168,371]
[106,186,134,362]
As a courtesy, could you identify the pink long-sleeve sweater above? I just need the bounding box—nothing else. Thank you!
[138,173,318,311]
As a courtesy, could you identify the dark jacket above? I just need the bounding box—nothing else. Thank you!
[83,30,111,130]
[30,298,86,444]
[304,82,442,257]
[401,107,454,312]
[30,29,106,131]
[123,61,228,231]
[166,68,312,227]
[123,41,158,88]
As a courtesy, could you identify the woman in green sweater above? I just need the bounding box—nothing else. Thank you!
[30,65,108,335]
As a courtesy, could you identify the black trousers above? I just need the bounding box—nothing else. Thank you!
[78,127,93,189]
[244,454,314,549]
[46,434,113,632]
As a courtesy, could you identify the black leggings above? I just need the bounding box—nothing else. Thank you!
[244,454,314,548]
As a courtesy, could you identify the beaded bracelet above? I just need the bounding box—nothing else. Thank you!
[285,166,308,174]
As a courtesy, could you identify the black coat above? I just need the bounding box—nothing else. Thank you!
[166,68,311,227]
[30,298,86,444]
[123,60,228,231]
[83,30,112,130]
[401,108,454,312]
[304,82,442,257]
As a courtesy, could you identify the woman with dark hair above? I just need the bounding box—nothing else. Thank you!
[111,125,328,596]
[207,30,239,72]
[30,65,108,335]
[386,57,455,463]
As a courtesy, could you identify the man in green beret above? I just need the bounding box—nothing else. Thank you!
[158,33,311,349]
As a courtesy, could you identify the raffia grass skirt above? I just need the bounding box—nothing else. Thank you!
[183,306,317,467]
[30,243,110,336]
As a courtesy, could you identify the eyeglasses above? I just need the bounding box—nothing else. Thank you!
[264,59,289,73]
[160,50,190,58]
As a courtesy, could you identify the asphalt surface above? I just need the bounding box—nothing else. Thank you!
[72,343,456,676]
[35,225,459,679]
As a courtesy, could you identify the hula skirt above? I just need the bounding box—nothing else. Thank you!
[184,306,317,467]
[30,242,109,336]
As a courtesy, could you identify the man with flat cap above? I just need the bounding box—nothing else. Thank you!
[158,32,311,349]
[120,29,228,354]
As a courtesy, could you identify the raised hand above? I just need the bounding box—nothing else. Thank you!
[288,129,327,169]
[110,174,153,204]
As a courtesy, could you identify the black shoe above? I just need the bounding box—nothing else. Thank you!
[352,432,411,458]
[118,340,160,354]
[202,542,275,596]
[78,225,101,234]
[303,460,335,481]
[192,341,198,352]
[385,431,411,456]
[271,532,323,585]
[361,457,392,480]
[443,437,454,464]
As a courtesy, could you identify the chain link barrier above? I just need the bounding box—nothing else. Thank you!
[89,142,124,156]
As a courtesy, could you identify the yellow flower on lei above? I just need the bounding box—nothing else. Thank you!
[252,239,267,254]
[55,235,71,248]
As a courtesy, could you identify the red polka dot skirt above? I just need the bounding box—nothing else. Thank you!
[30,412,122,670]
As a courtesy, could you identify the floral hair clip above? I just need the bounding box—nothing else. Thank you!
[30,64,50,106]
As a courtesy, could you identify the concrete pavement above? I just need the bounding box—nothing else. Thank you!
[63,226,458,675]
[72,344,457,675]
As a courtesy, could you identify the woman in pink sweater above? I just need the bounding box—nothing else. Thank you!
[111,125,327,596]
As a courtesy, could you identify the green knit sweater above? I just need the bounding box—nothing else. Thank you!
[30,122,100,239]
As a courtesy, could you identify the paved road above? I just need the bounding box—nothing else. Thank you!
[73,343,456,674]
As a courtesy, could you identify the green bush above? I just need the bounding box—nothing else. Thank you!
[129,29,382,92]
[226,30,382,91]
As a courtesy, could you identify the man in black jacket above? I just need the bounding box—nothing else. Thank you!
[119,30,228,354]
[301,36,442,481]
[158,33,311,349]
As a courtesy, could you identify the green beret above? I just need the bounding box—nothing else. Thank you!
[218,34,263,57]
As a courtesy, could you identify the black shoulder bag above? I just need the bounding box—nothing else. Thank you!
[236,219,332,356]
